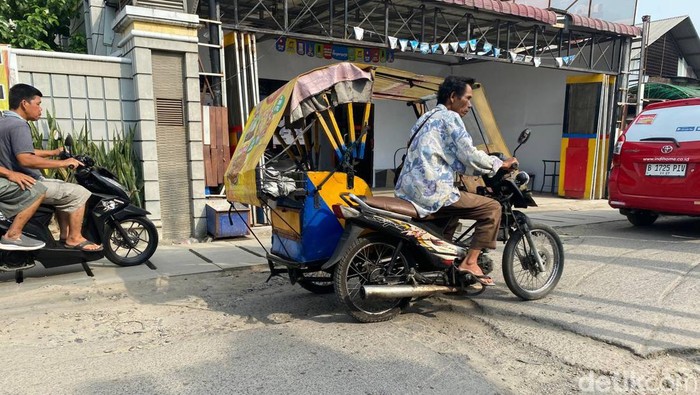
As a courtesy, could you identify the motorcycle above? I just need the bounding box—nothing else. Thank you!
[0,134,159,283]
[322,129,565,323]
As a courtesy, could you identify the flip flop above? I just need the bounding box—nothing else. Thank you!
[65,240,104,252]
[454,266,495,287]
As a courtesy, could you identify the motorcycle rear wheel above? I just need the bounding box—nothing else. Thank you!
[502,223,564,300]
[334,235,410,323]
[104,217,159,267]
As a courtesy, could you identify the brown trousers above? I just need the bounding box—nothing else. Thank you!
[438,191,502,250]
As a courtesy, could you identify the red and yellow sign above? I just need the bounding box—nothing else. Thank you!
[0,45,11,111]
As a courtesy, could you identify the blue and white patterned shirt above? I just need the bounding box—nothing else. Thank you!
[395,104,503,217]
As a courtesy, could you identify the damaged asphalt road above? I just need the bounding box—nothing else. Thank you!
[0,216,699,394]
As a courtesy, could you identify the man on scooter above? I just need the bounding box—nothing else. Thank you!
[0,166,46,251]
[0,84,103,252]
[395,76,517,286]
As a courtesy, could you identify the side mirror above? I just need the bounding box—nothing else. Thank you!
[64,134,74,157]
[518,128,531,144]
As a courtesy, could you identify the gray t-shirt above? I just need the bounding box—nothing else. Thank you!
[0,111,43,180]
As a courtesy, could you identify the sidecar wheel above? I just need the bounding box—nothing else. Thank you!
[104,217,159,267]
[334,236,409,323]
[502,223,564,300]
[298,270,335,294]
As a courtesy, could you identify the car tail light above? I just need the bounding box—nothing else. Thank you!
[332,204,360,219]
[612,134,625,167]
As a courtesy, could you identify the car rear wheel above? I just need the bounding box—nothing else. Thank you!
[625,210,658,226]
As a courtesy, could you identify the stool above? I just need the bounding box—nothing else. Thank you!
[541,160,560,194]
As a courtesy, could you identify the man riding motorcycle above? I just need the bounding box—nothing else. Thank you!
[395,76,518,286]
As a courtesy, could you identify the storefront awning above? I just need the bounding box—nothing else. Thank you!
[438,0,639,37]
[437,0,558,25]
[570,14,641,37]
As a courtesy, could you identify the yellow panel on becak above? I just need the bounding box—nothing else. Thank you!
[224,81,296,205]
[307,171,372,226]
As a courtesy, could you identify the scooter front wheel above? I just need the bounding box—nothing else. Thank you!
[104,217,159,266]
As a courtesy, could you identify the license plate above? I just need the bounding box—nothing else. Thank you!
[645,163,687,177]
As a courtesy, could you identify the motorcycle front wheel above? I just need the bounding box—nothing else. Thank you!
[334,235,410,323]
[104,217,159,267]
[502,222,564,300]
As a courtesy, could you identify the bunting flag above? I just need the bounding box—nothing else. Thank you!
[533,57,542,67]
[493,48,501,58]
[458,41,468,52]
[468,39,478,52]
[524,55,533,63]
[555,57,564,67]
[409,40,420,51]
[353,26,365,41]
[516,54,526,62]
[509,51,517,62]
[440,43,450,54]
[431,44,440,54]
[274,37,394,64]
[419,42,430,54]
[478,42,492,56]
[388,36,398,50]
[564,55,576,65]
[399,39,409,52]
[449,42,459,53]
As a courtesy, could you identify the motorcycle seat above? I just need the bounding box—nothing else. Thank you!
[362,196,423,219]
[361,196,456,221]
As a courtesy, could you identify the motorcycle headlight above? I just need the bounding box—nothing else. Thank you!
[515,172,530,187]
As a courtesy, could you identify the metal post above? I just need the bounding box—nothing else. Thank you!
[344,0,348,39]
[636,15,651,115]
[251,34,259,106]
[233,32,244,126]
[284,0,289,32]
[420,5,425,42]
[329,0,334,37]
[506,21,510,53]
[241,32,250,119]
[495,20,501,50]
[433,8,438,42]
[208,0,222,106]
[384,0,389,45]
[219,22,227,107]
[589,34,595,69]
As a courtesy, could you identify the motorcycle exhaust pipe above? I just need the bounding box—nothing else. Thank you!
[360,284,460,300]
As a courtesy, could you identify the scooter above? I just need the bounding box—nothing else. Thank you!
[0,134,159,283]
[323,129,565,323]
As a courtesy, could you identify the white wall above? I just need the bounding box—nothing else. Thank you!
[13,49,136,144]
[451,62,585,183]
[255,39,586,187]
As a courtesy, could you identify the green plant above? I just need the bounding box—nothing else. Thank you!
[0,0,83,52]
[30,112,145,207]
